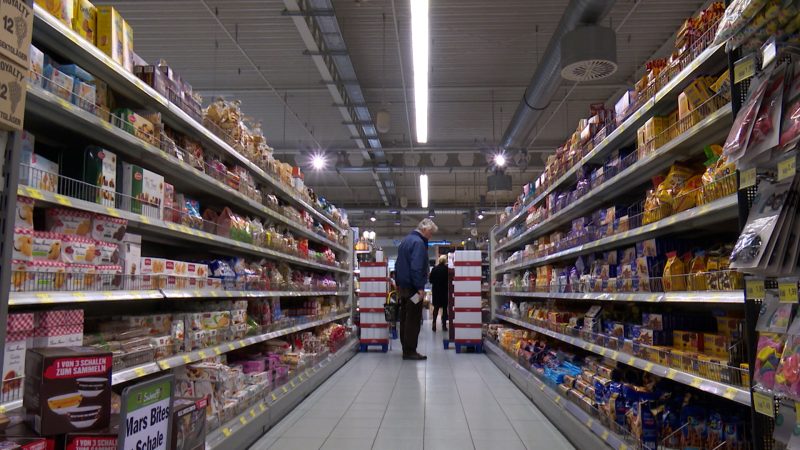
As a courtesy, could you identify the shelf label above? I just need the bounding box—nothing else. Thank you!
[198,351,207,359]
[134,367,147,378]
[723,387,738,400]
[222,428,231,438]
[753,391,775,418]
[746,280,766,300]
[53,194,71,206]
[666,369,677,380]
[643,362,654,372]
[105,207,120,218]
[182,355,191,364]
[778,157,796,182]
[282,386,288,394]
[239,416,247,425]
[249,409,256,418]
[690,377,703,388]
[734,54,757,84]
[779,282,798,303]
[271,393,277,402]
[259,403,266,412]
[739,168,756,189]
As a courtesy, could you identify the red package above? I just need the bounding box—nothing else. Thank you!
[780,61,800,151]
[724,67,773,163]
[743,62,788,166]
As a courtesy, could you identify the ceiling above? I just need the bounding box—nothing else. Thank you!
[104,0,708,240]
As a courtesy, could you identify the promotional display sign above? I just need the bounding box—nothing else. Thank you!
[118,374,174,450]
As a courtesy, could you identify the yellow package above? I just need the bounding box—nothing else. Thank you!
[72,0,96,44]
[656,164,695,208]
[663,251,686,291]
[36,0,73,26]
[674,174,703,213]
[122,18,133,72]
[96,5,124,66]
[688,251,707,291]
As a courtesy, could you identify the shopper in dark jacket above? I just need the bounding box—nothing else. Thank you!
[395,218,438,360]
[429,255,449,332]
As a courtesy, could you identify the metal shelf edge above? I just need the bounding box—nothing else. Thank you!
[495,315,750,406]
[494,290,743,304]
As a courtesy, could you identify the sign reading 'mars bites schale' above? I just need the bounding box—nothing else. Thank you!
[119,374,174,450]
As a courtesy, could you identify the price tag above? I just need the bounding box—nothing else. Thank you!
[239,416,247,425]
[228,343,236,351]
[643,362,654,372]
[24,187,44,200]
[271,393,277,401]
[198,351,207,359]
[734,54,757,84]
[739,168,757,189]
[105,207,120,218]
[723,387,738,400]
[600,430,609,441]
[553,396,561,405]
[249,409,256,418]
[666,369,677,380]
[779,282,798,303]
[53,194,71,206]
[778,157,796,182]
[222,428,231,437]
[690,377,703,388]
[182,355,191,364]
[134,367,147,378]
[586,419,594,428]
[626,356,635,366]
[259,403,266,412]
[282,386,288,394]
[214,347,222,356]
[795,402,800,426]
[290,380,296,388]
[746,280,766,300]
[753,391,775,418]
[139,215,151,225]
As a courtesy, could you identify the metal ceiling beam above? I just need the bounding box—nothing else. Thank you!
[331,166,543,174]
[273,141,564,154]
[283,0,394,206]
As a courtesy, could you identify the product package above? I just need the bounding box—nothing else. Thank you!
[95,6,124,66]
[23,347,112,435]
[120,163,164,219]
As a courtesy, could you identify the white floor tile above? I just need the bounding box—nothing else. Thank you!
[247,322,571,450]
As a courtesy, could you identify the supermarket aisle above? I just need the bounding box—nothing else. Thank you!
[249,322,574,450]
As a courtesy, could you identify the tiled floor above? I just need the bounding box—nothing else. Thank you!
[249,322,574,450]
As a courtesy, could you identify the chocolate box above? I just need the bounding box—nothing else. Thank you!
[120,163,163,219]
[171,398,207,450]
[24,347,112,436]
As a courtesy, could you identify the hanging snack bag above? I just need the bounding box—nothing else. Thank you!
[741,62,788,168]
[723,67,773,163]
[774,314,800,396]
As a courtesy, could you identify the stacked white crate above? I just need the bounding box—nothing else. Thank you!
[452,250,483,346]
[359,262,389,347]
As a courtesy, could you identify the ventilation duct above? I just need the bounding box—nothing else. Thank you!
[499,0,616,151]
[560,25,617,81]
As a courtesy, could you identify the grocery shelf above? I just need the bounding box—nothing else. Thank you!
[0,400,21,414]
[495,103,733,253]
[493,42,725,240]
[8,289,349,306]
[484,340,627,450]
[24,86,348,254]
[8,290,164,306]
[18,185,349,275]
[496,194,738,274]
[206,339,358,450]
[113,313,351,385]
[495,314,750,406]
[31,5,343,233]
[160,290,349,299]
[495,290,744,304]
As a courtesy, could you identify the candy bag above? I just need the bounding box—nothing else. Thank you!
[741,61,788,168]
[774,314,800,396]
[755,333,785,390]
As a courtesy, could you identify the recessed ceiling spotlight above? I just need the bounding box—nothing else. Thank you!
[311,153,326,171]
[494,153,506,167]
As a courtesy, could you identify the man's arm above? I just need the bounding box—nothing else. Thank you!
[410,239,427,293]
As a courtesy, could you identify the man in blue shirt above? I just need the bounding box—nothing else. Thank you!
[395,218,438,360]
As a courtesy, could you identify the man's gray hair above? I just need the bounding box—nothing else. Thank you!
[417,218,438,234]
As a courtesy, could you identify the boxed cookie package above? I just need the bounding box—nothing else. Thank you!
[24,347,112,435]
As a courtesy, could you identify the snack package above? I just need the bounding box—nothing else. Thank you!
[663,251,686,291]
[731,178,793,269]
[755,333,785,390]
[723,67,773,163]
[46,208,93,236]
[72,0,97,44]
[775,314,800,396]
[32,231,62,261]
[35,0,73,25]
[741,62,788,168]
[713,0,769,45]
[780,61,800,151]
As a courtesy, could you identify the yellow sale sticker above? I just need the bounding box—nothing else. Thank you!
[746,281,766,300]
[778,157,796,182]
[779,282,798,303]
[739,168,756,189]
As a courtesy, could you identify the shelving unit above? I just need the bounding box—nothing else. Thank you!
[487,12,754,449]
[0,5,358,449]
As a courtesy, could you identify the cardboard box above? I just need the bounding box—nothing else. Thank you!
[64,434,117,450]
[0,0,33,68]
[72,0,97,45]
[24,347,112,435]
[95,6,123,66]
[29,44,44,87]
[20,144,58,192]
[0,437,47,450]
[120,163,164,219]
[84,147,116,206]
[3,330,29,402]
[35,0,72,25]
[122,19,133,73]
[119,233,141,277]
[171,397,208,450]
[0,55,26,130]
[44,64,73,101]
[141,257,166,274]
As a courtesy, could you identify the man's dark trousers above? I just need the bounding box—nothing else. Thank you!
[398,287,423,355]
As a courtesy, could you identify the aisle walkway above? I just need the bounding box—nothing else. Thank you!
[249,322,574,450]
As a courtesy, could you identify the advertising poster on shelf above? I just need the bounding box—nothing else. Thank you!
[118,374,174,450]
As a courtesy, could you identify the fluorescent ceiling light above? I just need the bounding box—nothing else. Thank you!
[411,0,429,144]
[420,173,429,208]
